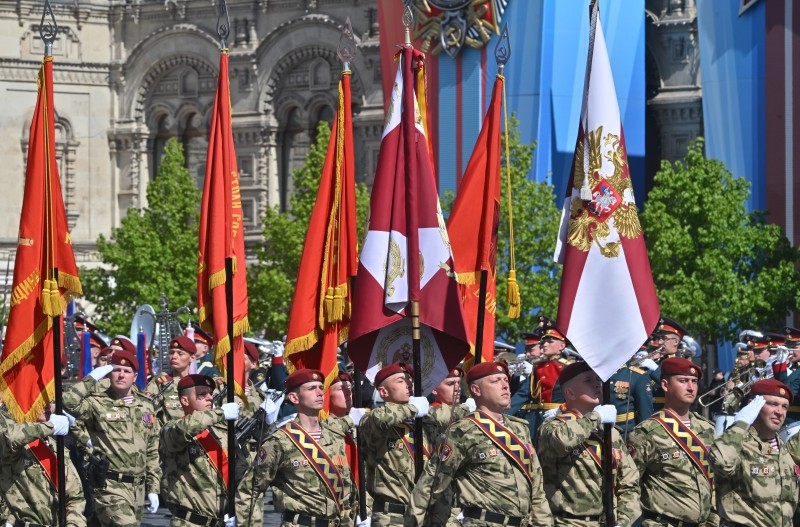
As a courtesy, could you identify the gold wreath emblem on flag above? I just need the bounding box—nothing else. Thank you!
[567,126,642,258]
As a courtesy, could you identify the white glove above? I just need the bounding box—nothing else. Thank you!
[49,414,70,436]
[640,359,659,371]
[147,492,159,513]
[356,515,371,527]
[463,398,476,412]
[272,341,284,358]
[543,407,561,420]
[348,407,368,426]
[593,404,617,425]
[223,514,236,527]
[64,411,76,426]
[775,347,790,365]
[521,361,534,375]
[88,365,114,381]
[221,402,240,421]
[259,394,284,425]
[409,396,430,417]
[734,395,766,426]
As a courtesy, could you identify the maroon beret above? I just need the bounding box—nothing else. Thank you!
[98,346,112,359]
[660,357,702,379]
[446,367,464,379]
[557,361,593,387]
[111,350,139,372]
[177,374,215,392]
[244,341,259,363]
[374,363,412,387]
[750,379,793,403]
[331,371,353,385]
[170,336,196,355]
[110,336,136,355]
[466,361,509,384]
[285,369,325,392]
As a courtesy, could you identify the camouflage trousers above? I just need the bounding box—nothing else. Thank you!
[371,511,405,527]
[91,479,144,527]
[553,516,605,527]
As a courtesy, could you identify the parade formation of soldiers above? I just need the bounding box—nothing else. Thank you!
[3,316,800,527]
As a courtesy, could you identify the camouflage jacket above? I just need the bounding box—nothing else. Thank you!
[0,415,85,527]
[405,412,552,527]
[628,411,718,526]
[144,373,184,425]
[538,410,640,526]
[360,401,450,505]
[236,416,356,522]
[235,380,265,419]
[709,421,799,527]
[160,408,247,518]
[63,376,161,493]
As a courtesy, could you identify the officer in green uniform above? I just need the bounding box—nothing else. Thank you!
[0,406,84,527]
[63,350,161,527]
[608,359,653,435]
[406,361,553,527]
[628,357,718,527]
[160,374,247,527]
[710,379,799,527]
[539,361,640,527]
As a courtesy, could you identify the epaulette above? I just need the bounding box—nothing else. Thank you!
[504,414,529,426]
[628,366,646,375]
[557,357,571,364]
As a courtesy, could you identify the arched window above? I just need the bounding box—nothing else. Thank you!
[279,107,309,211]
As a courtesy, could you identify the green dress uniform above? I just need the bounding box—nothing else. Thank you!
[608,364,653,433]
[145,373,184,425]
[359,401,445,526]
[709,421,799,527]
[161,408,248,527]
[63,376,162,527]
[628,411,719,527]
[538,410,640,527]
[0,413,86,527]
[404,411,552,527]
[235,416,356,527]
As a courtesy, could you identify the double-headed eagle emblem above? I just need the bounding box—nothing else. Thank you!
[567,126,643,259]
[412,0,508,58]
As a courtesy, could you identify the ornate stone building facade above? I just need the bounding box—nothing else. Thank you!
[644,0,702,183]
[0,0,384,266]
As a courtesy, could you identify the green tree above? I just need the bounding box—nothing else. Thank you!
[443,115,562,341]
[248,121,370,338]
[641,138,800,343]
[81,138,200,334]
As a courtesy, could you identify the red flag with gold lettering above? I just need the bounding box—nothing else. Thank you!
[0,56,82,422]
[447,74,504,367]
[284,69,357,398]
[197,50,249,400]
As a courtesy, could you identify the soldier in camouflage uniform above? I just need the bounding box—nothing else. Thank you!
[63,350,161,527]
[236,369,356,527]
[0,406,84,527]
[627,357,718,527]
[538,361,640,527]
[160,374,246,527]
[406,361,552,527]
[145,336,198,424]
[359,362,448,526]
[709,379,799,527]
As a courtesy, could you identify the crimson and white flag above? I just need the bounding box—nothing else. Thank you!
[554,3,660,381]
[348,47,470,395]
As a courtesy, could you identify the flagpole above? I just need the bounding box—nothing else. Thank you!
[215,0,237,517]
[581,1,615,524]
[472,270,488,364]
[39,1,67,523]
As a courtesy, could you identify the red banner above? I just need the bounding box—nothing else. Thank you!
[197,51,248,400]
[0,57,82,422]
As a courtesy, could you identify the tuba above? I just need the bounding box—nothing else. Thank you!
[145,295,191,375]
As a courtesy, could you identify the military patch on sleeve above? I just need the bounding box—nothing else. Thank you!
[257,447,267,465]
[439,443,452,462]
[142,413,155,425]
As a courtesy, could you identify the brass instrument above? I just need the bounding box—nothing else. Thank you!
[506,355,551,376]
[147,295,191,375]
[679,334,702,358]
[630,346,665,367]
[698,360,771,410]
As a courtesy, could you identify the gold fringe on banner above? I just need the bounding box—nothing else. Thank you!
[331,283,347,322]
[506,269,521,319]
[40,279,61,317]
[323,287,335,323]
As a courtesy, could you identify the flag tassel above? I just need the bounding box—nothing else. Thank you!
[506,270,521,319]
[41,278,61,317]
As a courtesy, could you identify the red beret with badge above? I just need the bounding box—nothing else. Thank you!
[244,341,259,363]
[111,350,139,372]
[374,362,413,387]
[750,378,793,403]
[285,369,325,392]
[660,357,702,379]
[110,336,136,355]
[170,336,196,355]
[557,361,593,387]
[331,371,353,385]
[466,361,509,384]
[177,374,215,392]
